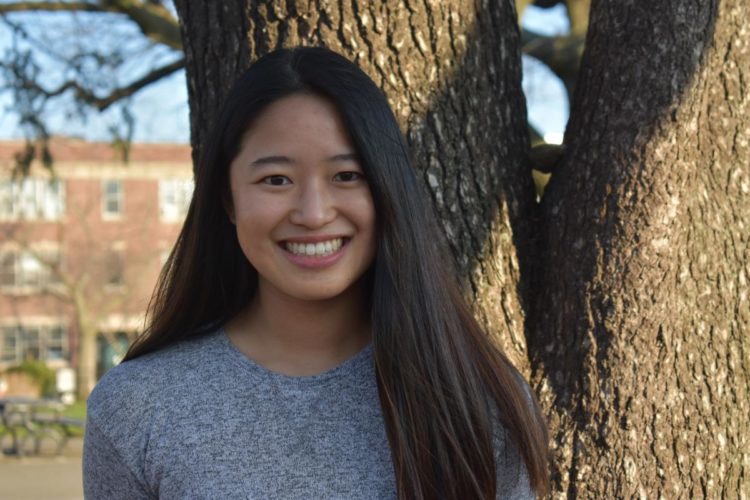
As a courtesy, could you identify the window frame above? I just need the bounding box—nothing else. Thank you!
[0,247,64,293]
[158,178,194,223]
[0,177,65,221]
[0,323,68,366]
[101,179,124,220]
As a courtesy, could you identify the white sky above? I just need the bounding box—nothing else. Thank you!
[0,4,569,144]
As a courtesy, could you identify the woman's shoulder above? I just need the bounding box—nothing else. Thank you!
[489,371,538,499]
[86,331,223,428]
[492,422,534,499]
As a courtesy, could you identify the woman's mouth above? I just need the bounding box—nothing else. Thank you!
[282,237,349,258]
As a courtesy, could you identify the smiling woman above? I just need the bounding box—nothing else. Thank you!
[82,47,550,499]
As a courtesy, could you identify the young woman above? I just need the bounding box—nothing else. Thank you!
[83,47,550,499]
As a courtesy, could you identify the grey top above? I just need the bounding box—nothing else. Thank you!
[83,329,533,499]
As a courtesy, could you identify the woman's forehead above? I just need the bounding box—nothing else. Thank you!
[237,94,356,158]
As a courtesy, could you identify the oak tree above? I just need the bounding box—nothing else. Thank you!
[173,1,748,497]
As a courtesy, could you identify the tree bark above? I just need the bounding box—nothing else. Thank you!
[174,0,750,497]
[173,0,250,171]
[174,0,536,370]
[531,0,749,497]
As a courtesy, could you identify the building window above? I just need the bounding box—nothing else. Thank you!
[0,177,65,221]
[0,324,68,365]
[17,252,44,287]
[0,248,62,292]
[1,328,17,362]
[159,178,193,222]
[21,326,40,360]
[46,326,66,361]
[102,180,123,219]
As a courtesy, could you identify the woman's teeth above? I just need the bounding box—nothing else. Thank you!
[284,238,344,257]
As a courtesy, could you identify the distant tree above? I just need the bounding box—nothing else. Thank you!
[0,170,166,399]
[0,0,183,170]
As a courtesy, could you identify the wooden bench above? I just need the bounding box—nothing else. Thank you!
[0,398,84,456]
[30,413,85,455]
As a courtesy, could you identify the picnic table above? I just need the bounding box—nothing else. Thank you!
[0,397,84,457]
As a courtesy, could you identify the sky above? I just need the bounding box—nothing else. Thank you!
[0,4,569,145]
[521,4,570,144]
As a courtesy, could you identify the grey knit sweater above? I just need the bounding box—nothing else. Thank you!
[83,329,533,499]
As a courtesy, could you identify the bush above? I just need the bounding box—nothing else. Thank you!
[6,360,57,398]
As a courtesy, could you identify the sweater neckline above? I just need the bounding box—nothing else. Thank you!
[217,327,374,387]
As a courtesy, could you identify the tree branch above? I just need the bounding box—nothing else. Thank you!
[522,29,584,75]
[101,0,182,50]
[0,0,182,50]
[0,2,111,14]
[40,57,185,111]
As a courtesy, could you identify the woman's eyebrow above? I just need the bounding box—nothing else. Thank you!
[328,153,358,162]
[250,155,293,167]
[250,153,357,167]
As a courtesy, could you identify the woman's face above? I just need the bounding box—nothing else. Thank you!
[227,93,376,303]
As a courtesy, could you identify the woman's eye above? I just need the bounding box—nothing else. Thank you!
[261,175,291,186]
[333,171,363,182]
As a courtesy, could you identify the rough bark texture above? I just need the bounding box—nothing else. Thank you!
[173,0,250,170]
[530,0,749,497]
[174,0,749,496]
[174,0,536,370]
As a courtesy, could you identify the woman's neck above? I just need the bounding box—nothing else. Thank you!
[225,282,371,376]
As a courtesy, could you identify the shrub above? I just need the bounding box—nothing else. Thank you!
[6,360,57,398]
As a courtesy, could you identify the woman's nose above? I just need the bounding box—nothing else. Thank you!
[288,180,336,228]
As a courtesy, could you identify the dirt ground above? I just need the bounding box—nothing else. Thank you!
[0,437,83,500]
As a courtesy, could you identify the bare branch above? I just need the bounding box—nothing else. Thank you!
[0,0,182,50]
[533,0,563,7]
[101,0,182,50]
[38,57,185,111]
[523,30,583,74]
[0,2,112,14]
[0,229,74,299]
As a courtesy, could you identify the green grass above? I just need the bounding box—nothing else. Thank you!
[60,400,87,437]
[62,400,87,421]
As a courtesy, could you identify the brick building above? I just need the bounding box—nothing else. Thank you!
[0,138,193,395]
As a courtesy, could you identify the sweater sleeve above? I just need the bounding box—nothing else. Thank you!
[83,418,152,500]
[496,457,535,500]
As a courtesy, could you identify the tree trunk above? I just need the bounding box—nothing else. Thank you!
[174,0,749,496]
[530,0,749,497]
[174,0,536,370]
[73,289,98,400]
[173,1,250,169]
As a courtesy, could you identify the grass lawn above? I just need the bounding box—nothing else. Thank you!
[61,400,87,437]
[62,400,87,421]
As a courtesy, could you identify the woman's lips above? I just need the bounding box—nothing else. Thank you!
[279,238,350,269]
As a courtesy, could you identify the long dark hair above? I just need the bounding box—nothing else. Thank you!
[125,47,549,498]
